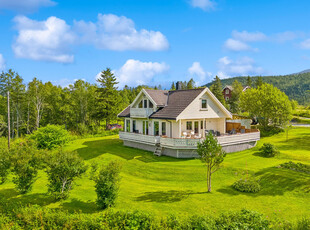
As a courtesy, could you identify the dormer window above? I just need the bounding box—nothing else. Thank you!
[201,99,207,109]
[138,100,143,108]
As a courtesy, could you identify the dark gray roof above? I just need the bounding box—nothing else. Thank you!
[150,88,205,120]
[144,89,168,106]
[118,106,130,117]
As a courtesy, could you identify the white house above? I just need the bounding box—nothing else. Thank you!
[118,87,260,158]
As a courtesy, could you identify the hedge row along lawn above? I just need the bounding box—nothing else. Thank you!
[0,127,309,222]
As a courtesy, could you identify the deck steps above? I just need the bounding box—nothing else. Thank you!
[154,143,163,156]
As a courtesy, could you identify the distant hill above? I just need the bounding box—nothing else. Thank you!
[291,69,310,75]
[204,73,310,105]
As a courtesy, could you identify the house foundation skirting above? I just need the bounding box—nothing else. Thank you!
[122,140,257,158]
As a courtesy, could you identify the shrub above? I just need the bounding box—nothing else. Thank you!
[93,161,122,209]
[216,209,269,229]
[10,141,41,193]
[0,149,10,184]
[31,125,70,150]
[259,143,280,157]
[259,126,284,137]
[45,150,87,199]
[233,178,261,193]
[279,161,310,174]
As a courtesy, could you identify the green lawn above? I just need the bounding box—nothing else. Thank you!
[0,128,309,222]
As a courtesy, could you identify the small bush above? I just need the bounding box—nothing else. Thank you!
[94,161,122,209]
[216,209,269,229]
[45,150,87,199]
[279,161,310,174]
[31,125,70,150]
[0,149,10,184]
[233,178,261,193]
[10,140,41,193]
[259,143,280,158]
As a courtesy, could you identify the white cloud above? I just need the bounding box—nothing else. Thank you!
[232,30,267,42]
[217,56,264,78]
[190,0,215,11]
[74,14,169,51]
[188,62,212,85]
[0,0,56,13]
[13,16,76,63]
[0,54,5,70]
[113,59,169,88]
[300,39,310,49]
[273,31,299,43]
[224,38,255,52]
[224,30,266,52]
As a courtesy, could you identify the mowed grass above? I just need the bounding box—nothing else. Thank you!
[0,128,309,221]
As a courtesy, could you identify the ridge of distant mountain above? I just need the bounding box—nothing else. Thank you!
[204,72,310,105]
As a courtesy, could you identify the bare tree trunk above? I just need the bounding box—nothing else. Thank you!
[7,91,10,150]
[27,102,30,134]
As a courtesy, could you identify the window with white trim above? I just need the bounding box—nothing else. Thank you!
[201,99,207,109]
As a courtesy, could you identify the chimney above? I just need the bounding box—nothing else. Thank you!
[176,81,182,90]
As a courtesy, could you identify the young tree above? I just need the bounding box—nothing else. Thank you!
[240,83,292,128]
[95,68,121,129]
[45,150,87,199]
[228,80,243,113]
[93,161,122,209]
[210,76,226,105]
[197,132,226,192]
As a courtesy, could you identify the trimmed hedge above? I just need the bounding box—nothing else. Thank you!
[233,178,261,193]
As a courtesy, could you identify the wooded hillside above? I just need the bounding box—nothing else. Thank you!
[205,73,310,105]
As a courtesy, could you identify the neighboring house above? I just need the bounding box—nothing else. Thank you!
[222,85,251,101]
[118,87,260,158]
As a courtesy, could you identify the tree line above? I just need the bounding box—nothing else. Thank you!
[0,68,162,137]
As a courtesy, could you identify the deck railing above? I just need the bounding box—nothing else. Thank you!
[119,131,260,149]
[119,131,159,145]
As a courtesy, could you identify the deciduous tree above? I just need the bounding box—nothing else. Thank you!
[197,132,226,192]
[240,83,292,128]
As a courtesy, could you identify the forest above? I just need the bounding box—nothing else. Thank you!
[0,69,153,137]
[205,73,310,105]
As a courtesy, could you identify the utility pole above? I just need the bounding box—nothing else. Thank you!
[7,91,10,150]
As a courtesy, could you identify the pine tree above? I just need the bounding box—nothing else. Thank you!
[187,78,195,89]
[95,68,120,130]
[246,76,252,87]
[210,76,225,104]
[255,76,263,88]
[171,82,176,90]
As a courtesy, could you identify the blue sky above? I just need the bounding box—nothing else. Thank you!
[0,0,310,88]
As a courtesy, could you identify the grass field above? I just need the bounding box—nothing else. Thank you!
[0,127,309,222]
